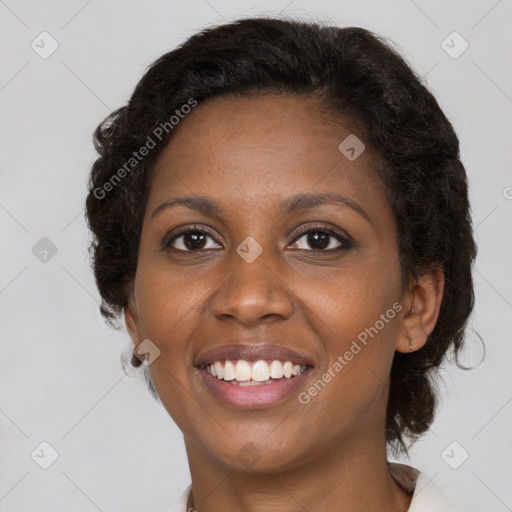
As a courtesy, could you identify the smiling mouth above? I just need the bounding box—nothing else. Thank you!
[197,358,312,386]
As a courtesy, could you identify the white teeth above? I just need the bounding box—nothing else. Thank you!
[251,360,270,381]
[239,380,266,387]
[223,360,236,381]
[214,361,223,379]
[235,360,252,381]
[205,359,308,384]
[270,360,284,378]
[283,361,293,378]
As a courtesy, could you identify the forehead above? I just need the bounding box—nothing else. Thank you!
[149,94,386,218]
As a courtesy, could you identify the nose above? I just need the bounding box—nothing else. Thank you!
[210,247,294,326]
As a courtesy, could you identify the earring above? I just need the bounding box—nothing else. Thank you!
[131,352,143,367]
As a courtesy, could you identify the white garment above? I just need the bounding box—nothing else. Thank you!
[169,463,459,512]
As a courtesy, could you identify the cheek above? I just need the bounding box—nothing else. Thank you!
[133,251,204,341]
[132,259,206,429]
[299,247,402,383]
[296,272,400,435]
[131,260,206,423]
[304,248,401,333]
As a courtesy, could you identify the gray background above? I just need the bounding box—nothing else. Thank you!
[1,1,511,511]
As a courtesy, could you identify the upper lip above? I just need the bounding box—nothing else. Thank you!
[195,342,314,367]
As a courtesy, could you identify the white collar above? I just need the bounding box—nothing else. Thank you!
[389,462,458,511]
[170,463,458,512]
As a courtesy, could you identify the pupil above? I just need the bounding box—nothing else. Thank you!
[184,232,206,250]
[308,232,328,249]
[181,231,331,250]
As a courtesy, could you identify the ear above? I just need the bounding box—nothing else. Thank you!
[396,266,445,353]
[124,291,141,346]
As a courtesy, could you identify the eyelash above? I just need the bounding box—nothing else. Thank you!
[161,223,353,252]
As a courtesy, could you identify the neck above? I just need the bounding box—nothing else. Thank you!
[183,429,412,512]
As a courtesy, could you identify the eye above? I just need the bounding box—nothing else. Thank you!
[289,225,352,251]
[161,223,353,253]
[161,225,221,252]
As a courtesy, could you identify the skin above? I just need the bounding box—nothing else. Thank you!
[125,94,444,512]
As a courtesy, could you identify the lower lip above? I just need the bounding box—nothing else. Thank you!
[197,367,313,409]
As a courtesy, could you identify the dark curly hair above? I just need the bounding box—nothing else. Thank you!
[85,17,477,454]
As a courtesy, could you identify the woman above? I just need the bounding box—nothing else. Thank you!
[85,17,476,512]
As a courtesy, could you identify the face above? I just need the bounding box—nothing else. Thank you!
[126,94,415,472]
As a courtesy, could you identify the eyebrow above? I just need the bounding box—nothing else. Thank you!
[151,192,371,223]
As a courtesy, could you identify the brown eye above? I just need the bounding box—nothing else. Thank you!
[289,226,352,251]
[162,226,222,252]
